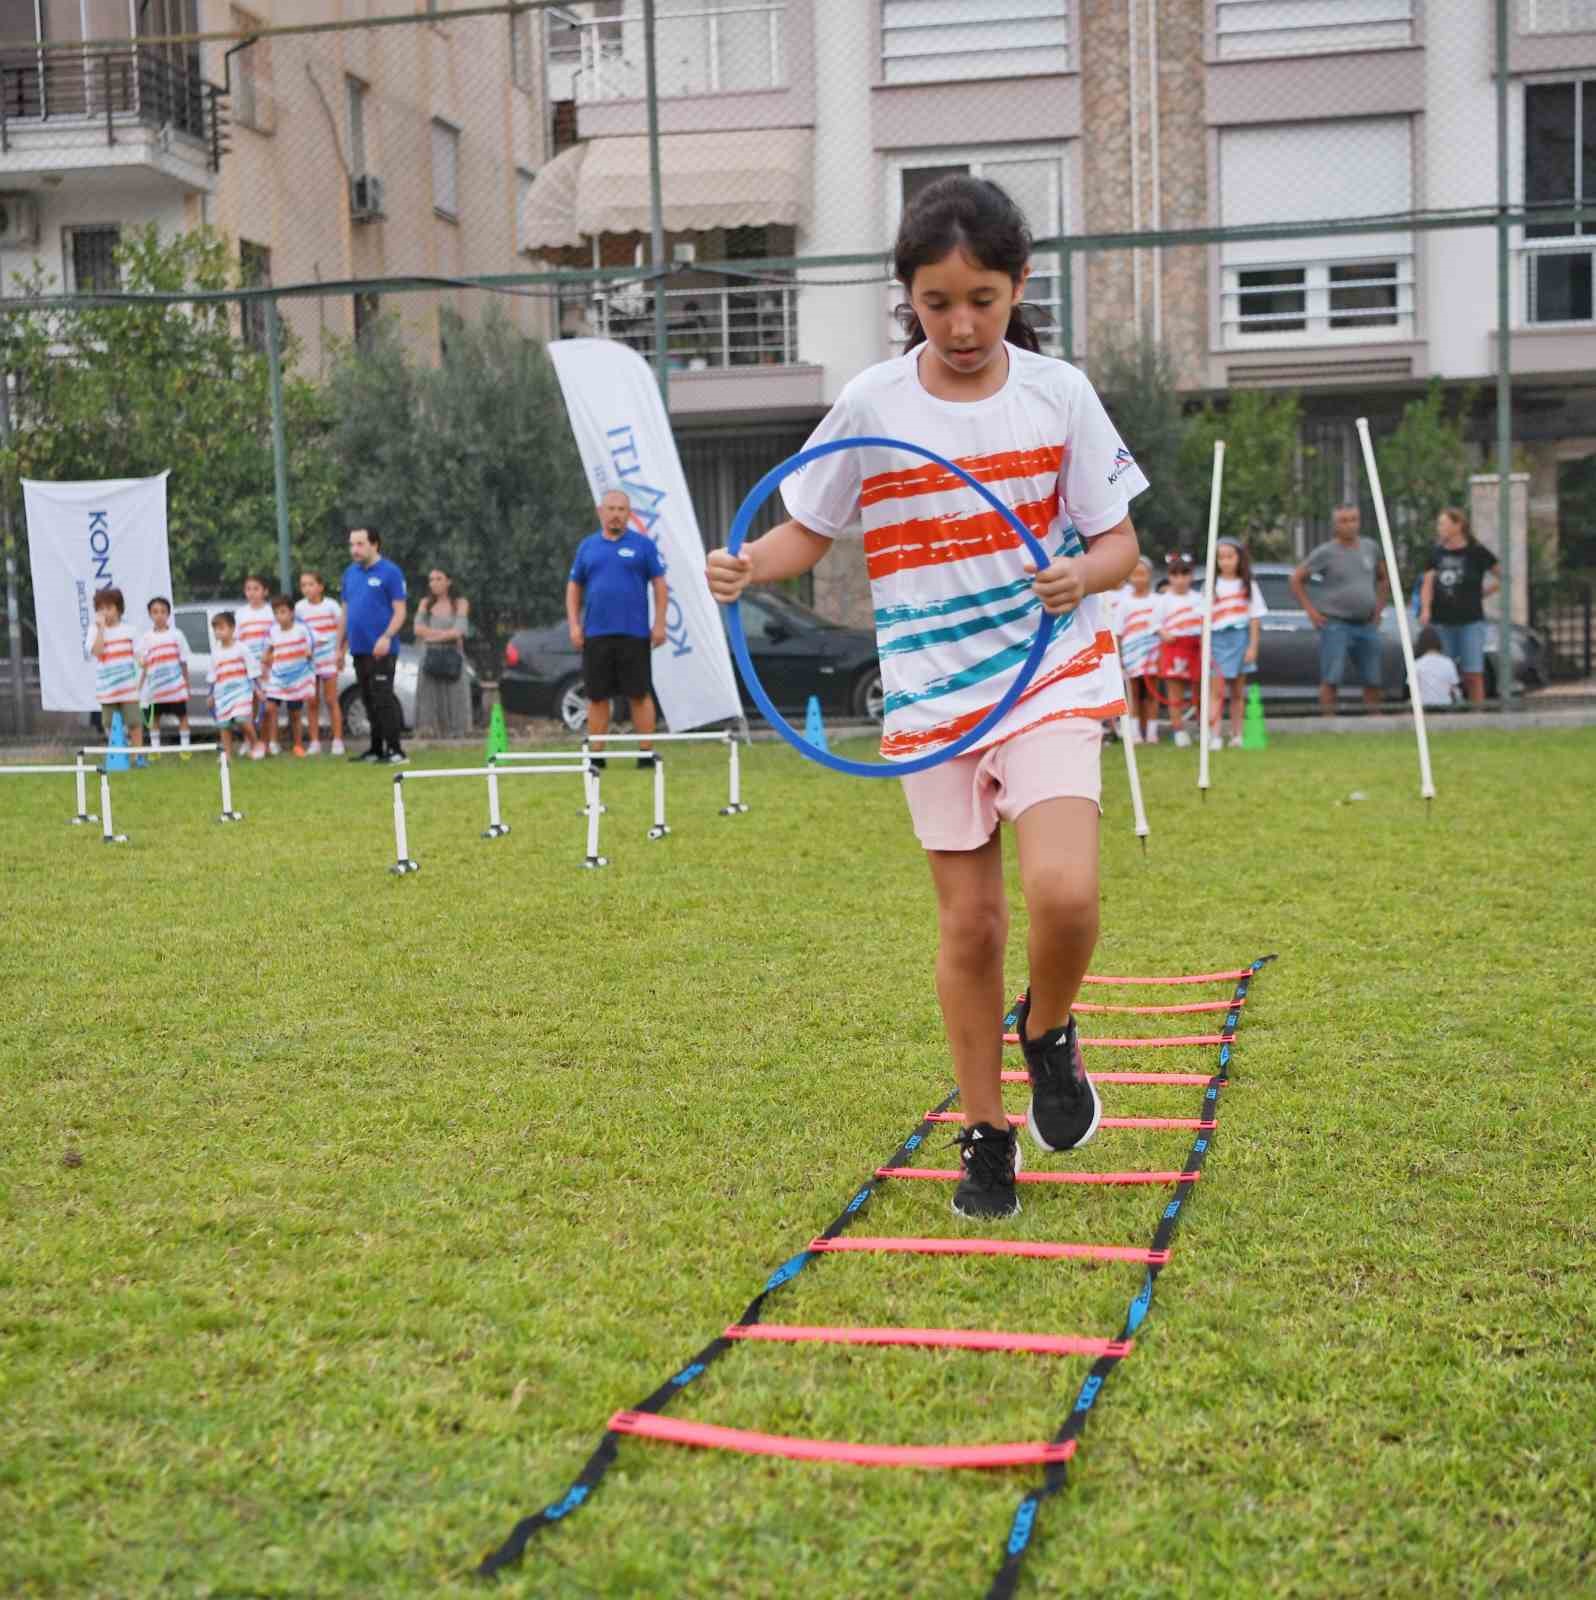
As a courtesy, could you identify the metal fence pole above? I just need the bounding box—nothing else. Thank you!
[643,0,669,406]
[264,296,293,596]
[1495,0,1515,705]
[0,361,26,735]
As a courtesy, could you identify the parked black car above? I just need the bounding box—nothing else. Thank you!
[1153,562,1543,701]
[500,588,884,733]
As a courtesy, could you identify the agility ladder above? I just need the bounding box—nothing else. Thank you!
[479,955,1274,1595]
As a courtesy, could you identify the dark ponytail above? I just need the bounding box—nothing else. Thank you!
[893,175,1045,355]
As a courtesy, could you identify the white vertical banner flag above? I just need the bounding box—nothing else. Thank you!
[23,472,172,712]
[548,339,742,731]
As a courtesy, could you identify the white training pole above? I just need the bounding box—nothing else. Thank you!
[648,756,669,840]
[1198,439,1226,796]
[1119,713,1150,852]
[217,749,243,822]
[721,733,748,815]
[391,777,417,874]
[584,767,608,867]
[73,755,96,823]
[1356,417,1436,804]
[99,769,126,844]
[576,741,606,816]
[484,766,507,838]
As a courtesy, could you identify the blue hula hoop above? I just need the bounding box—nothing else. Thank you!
[724,434,1061,778]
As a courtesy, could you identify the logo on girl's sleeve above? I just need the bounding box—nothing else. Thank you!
[1107,447,1137,486]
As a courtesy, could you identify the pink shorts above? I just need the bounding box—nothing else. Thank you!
[900,718,1105,853]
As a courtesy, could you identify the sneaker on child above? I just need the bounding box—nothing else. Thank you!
[952,1122,1022,1220]
[1014,993,1102,1155]
[306,741,322,756]
[1172,729,1192,748]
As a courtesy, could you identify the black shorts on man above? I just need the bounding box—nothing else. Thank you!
[583,634,652,701]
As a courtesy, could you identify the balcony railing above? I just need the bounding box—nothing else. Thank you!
[0,48,228,171]
[560,3,785,104]
[574,277,798,368]
[1520,237,1595,324]
[1221,252,1415,345]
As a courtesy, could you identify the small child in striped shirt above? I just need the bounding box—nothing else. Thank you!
[260,594,317,757]
[209,611,264,761]
[136,596,192,754]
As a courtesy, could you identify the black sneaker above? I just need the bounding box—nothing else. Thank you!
[1014,992,1102,1154]
[635,753,656,770]
[588,755,607,772]
[351,749,383,763]
[381,750,410,766]
[951,1122,1022,1220]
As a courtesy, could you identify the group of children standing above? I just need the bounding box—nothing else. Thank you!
[1110,539,1268,748]
[85,572,346,763]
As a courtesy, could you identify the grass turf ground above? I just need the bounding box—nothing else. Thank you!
[2,727,1593,1599]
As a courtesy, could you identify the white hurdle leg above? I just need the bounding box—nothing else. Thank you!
[70,755,97,825]
[648,757,669,840]
[390,776,419,874]
[217,749,243,823]
[99,769,127,844]
[482,767,510,839]
[579,740,607,816]
[1120,712,1150,855]
[583,765,609,868]
[720,734,749,816]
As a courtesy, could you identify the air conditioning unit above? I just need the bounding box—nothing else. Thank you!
[349,174,385,222]
[0,194,40,247]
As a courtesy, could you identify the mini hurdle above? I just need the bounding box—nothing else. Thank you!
[582,729,748,816]
[0,763,101,827]
[496,750,669,840]
[76,744,242,824]
[389,760,603,874]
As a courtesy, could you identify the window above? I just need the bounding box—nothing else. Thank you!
[1218,119,1414,343]
[346,75,368,176]
[432,118,460,220]
[648,0,784,98]
[1215,0,1414,59]
[888,147,1072,355]
[1521,0,1596,33]
[240,240,271,352]
[63,224,119,294]
[510,9,534,90]
[1524,79,1596,322]
[881,0,1070,84]
[231,7,273,132]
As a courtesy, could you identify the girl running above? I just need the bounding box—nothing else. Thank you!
[707,176,1146,1221]
[1115,556,1161,744]
[1206,537,1267,748]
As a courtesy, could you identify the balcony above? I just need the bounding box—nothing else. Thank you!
[0,48,228,181]
[1221,251,1415,346]
[559,3,785,105]
[572,275,798,367]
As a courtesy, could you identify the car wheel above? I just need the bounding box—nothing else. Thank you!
[851,665,885,721]
[340,687,369,741]
[556,675,590,734]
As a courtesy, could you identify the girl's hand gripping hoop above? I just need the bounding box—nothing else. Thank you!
[723,435,1061,778]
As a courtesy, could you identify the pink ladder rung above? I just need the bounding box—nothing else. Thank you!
[807,1236,1171,1265]
[1004,1032,1227,1047]
[609,1410,1077,1469]
[1081,968,1249,986]
[1073,998,1240,1015]
[724,1323,1132,1358]
[1001,1069,1219,1085]
[878,1167,1199,1187]
[924,1112,1215,1131]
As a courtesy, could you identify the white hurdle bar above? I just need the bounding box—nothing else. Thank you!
[581,729,748,816]
[388,762,603,875]
[0,764,99,827]
[496,750,667,841]
[77,743,240,824]
[493,749,606,818]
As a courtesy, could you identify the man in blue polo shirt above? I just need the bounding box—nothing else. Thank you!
[341,525,409,764]
[566,489,668,767]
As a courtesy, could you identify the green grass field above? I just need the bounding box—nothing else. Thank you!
[3,727,1593,1598]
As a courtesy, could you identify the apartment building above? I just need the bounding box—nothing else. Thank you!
[529,0,1596,621]
[0,0,550,374]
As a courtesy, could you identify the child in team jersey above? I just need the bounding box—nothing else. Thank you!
[260,594,316,756]
[1115,557,1161,744]
[209,611,265,760]
[84,587,145,756]
[235,574,275,748]
[1205,538,1267,748]
[708,176,1145,1221]
[135,596,192,753]
[1156,557,1202,748]
[295,570,345,755]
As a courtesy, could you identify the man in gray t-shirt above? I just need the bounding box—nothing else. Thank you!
[1290,504,1391,713]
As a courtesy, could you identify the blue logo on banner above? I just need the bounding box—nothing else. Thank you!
[1074,1375,1103,1413]
[1125,1272,1154,1333]
[670,1362,706,1388]
[605,425,695,660]
[545,1484,590,1520]
[1007,1496,1039,1555]
[764,1251,810,1292]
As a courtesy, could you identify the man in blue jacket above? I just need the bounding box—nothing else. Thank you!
[342,526,409,764]
[566,490,668,767]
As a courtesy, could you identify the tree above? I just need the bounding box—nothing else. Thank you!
[1179,389,1306,561]
[326,307,599,666]
[1092,334,1196,553]
[0,225,340,600]
[1374,380,1476,577]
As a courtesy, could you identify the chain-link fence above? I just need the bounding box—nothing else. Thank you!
[5,0,1596,734]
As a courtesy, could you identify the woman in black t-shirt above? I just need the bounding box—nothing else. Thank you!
[1418,507,1499,704]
